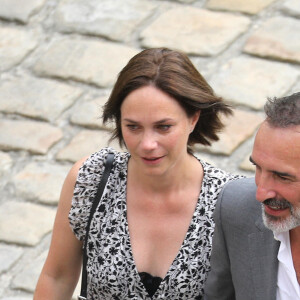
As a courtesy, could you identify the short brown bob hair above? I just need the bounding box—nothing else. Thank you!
[103,48,232,150]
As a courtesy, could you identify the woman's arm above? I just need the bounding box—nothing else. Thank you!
[34,157,87,300]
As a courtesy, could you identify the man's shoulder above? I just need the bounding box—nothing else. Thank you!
[217,177,260,213]
[213,177,263,231]
[222,177,256,196]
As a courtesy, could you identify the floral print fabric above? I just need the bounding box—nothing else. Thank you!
[69,147,240,299]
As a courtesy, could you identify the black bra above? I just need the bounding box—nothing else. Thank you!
[139,272,163,298]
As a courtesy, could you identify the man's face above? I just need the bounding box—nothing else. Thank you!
[250,121,300,234]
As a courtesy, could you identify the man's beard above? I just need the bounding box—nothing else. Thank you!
[261,198,300,234]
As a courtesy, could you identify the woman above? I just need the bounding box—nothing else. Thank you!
[34,48,240,299]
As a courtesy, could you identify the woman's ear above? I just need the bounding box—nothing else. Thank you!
[190,110,201,131]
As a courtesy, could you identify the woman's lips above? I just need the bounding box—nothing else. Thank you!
[141,156,164,164]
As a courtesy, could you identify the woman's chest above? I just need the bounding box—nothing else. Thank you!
[86,191,212,299]
[126,197,198,278]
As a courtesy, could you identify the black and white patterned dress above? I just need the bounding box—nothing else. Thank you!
[69,148,240,300]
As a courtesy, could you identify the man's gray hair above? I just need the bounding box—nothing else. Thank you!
[264,92,300,127]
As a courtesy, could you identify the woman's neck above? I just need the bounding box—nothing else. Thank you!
[127,153,203,194]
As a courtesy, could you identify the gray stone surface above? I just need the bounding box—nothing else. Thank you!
[243,16,300,64]
[0,27,38,72]
[206,0,276,14]
[0,119,63,154]
[1,0,300,298]
[0,152,12,177]
[0,201,56,246]
[56,129,123,162]
[140,7,250,56]
[281,0,300,17]
[54,0,157,42]
[70,96,107,128]
[0,0,46,23]
[0,298,32,300]
[13,162,71,204]
[0,76,82,121]
[196,109,264,155]
[209,56,299,109]
[0,245,23,273]
[11,250,47,292]
[167,0,195,3]
[33,38,139,87]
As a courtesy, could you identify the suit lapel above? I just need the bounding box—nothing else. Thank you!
[248,217,280,300]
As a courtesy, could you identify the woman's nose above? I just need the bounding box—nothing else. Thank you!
[140,131,158,150]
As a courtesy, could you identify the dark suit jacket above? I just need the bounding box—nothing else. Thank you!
[204,177,280,300]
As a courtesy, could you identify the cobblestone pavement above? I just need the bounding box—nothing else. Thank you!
[0,0,299,298]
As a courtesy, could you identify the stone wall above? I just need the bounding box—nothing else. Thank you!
[0,0,299,298]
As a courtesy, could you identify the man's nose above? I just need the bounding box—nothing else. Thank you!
[255,173,276,203]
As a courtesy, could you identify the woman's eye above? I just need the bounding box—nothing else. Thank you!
[126,124,139,131]
[157,125,171,131]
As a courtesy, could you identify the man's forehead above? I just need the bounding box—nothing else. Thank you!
[252,123,300,176]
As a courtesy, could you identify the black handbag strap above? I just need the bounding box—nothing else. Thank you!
[79,152,115,299]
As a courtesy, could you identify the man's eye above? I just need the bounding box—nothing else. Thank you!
[249,157,256,166]
[277,174,290,181]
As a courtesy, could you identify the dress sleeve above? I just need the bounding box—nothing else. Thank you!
[68,148,110,242]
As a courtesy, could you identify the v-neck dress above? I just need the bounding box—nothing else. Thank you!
[69,148,240,299]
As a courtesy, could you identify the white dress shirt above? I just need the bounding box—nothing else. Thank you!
[275,231,300,300]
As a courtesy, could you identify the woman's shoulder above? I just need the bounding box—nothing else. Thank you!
[78,147,129,175]
[196,156,243,185]
[69,147,129,241]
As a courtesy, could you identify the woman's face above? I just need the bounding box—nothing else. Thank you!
[120,85,199,177]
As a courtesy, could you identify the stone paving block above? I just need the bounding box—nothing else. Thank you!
[290,80,300,95]
[171,0,195,2]
[33,38,139,87]
[281,0,300,17]
[243,16,300,64]
[0,0,46,23]
[0,201,56,246]
[0,298,32,300]
[0,244,23,273]
[206,0,275,14]
[209,56,299,110]
[0,27,38,72]
[0,152,12,177]
[195,109,264,155]
[56,129,123,162]
[0,76,82,122]
[140,7,250,56]
[11,249,47,292]
[54,0,156,42]
[70,96,107,129]
[13,162,71,205]
[0,119,63,154]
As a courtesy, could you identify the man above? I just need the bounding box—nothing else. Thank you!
[204,92,300,300]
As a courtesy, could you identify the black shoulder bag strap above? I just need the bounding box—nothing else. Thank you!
[78,152,115,300]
